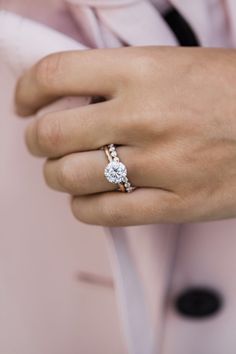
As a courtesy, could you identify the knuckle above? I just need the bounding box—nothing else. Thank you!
[36,115,63,154]
[58,159,78,193]
[34,53,64,90]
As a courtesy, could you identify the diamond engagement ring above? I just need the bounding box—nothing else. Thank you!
[103,144,136,193]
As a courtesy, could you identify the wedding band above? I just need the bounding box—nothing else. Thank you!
[103,144,136,193]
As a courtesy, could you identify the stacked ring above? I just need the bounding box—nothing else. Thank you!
[103,144,136,193]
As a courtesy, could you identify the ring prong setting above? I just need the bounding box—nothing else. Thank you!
[104,161,127,184]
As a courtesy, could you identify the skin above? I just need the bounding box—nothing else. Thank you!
[14,46,236,226]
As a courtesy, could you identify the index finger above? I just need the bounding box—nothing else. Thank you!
[15,47,127,116]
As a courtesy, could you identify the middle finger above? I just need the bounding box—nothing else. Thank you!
[25,99,127,158]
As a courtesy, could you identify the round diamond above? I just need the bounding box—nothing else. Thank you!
[104,161,127,184]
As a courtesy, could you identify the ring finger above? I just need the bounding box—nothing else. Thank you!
[43,146,136,195]
[25,99,127,158]
[43,145,177,196]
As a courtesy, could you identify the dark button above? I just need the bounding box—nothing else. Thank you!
[174,287,223,319]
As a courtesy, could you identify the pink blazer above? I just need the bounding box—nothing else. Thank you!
[1,1,236,353]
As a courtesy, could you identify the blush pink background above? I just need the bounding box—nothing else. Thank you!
[1,1,236,353]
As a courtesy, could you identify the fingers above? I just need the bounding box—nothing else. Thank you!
[70,188,184,226]
[44,149,116,195]
[15,48,127,116]
[43,145,178,196]
[43,146,141,195]
[25,100,127,158]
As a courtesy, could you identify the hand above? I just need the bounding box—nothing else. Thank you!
[15,46,236,226]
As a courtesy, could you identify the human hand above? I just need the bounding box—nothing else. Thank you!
[15,46,236,226]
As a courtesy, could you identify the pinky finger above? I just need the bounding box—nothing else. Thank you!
[70,188,185,227]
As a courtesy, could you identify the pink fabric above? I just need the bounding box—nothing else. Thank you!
[1,1,236,353]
